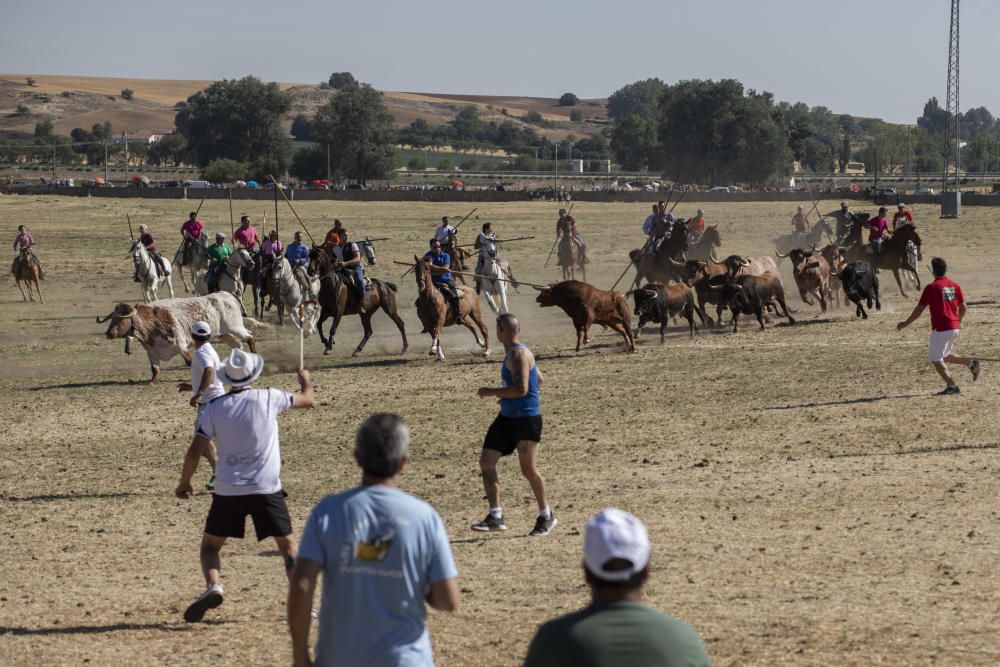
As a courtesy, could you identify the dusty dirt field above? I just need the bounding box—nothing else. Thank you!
[1,197,999,666]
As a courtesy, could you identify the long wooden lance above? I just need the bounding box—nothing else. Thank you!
[457,235,536,248]
[126,212,134,239]
[544,202,575,268]
[227,189,235,238]
[450,207,478,230]
[194,197,206,218]
[268,174,317,245]
[391,261,549,290]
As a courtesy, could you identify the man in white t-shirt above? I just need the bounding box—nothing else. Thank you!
[177,321,227,488]
[175,348,315,623]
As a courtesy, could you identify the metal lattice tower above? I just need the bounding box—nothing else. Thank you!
[944,0,960,191]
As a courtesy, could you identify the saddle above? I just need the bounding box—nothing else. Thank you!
[339,269,372,292]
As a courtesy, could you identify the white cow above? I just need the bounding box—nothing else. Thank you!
[96,292,264,382]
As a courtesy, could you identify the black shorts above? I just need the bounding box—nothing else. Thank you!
[484,414,543,456]
[204,491,292,541]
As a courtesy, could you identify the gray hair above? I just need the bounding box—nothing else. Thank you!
[354,413,410,478]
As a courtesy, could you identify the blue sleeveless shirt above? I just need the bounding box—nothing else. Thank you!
[499,343,540,417]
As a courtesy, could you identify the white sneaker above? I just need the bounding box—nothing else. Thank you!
[184,584,224,623]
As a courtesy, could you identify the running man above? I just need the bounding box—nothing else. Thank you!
[474,313,556,536]
[175,349,314,622]
[897,257,981,395]
[791,205,808,248]
[176,321,226,489]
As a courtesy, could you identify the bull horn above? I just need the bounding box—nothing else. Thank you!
[775,250,789,259]
[809,244,819,251]
[739,257,750,266]
[624,290,634,298]
[709,283,727,291]
[668,258,686,267]
[96,312,113,323]
[709,250,719,261]
[531,285,546,291]
[643,289,657,297]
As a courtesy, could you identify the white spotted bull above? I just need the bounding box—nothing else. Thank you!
[97,292,262,382]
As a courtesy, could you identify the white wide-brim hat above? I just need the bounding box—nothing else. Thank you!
[218,348,264,387]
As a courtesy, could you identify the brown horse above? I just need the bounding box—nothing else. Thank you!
[844,217,923,297]
[629,218,690,287]
[12,248,43,303]
[307,247,408,356]
[412,255,490,361]
[556,234,586,281]
[443,229,470,284]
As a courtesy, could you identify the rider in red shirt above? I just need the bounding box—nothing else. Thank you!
[892,203,914,231]
[897,257,980,395]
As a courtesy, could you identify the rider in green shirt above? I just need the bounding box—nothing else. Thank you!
[205,232,232,293]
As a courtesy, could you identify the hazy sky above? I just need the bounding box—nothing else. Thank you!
[4,0,1000,124]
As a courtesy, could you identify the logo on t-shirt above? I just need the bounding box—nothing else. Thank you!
[355,528,395,562]
[942,286,956,301]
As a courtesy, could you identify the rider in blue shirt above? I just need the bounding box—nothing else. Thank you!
[284,231,310,269]
[424,238,465,324]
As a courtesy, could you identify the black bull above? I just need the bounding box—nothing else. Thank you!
[837,260,881,319]
[629,283,704,342]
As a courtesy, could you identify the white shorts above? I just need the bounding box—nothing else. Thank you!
[927,329,960,362]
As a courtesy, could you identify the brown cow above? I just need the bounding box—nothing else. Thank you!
[776,247,831,312]
[675,258,731,327]
[534,280,635,352]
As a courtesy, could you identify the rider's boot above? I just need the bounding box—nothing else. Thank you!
[475,278,481,295]
[450,293,466,325]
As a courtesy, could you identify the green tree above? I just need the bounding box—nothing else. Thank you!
[203,158,246,183]
[290,114,315,141]
[839,134,851,172]
[407,157,426,171]
[610,115,659,171]
[522,110,545,125]
[148,133,189,166]
[607,78,666,122]
[558,93,579,107]
[15,105,29,116]
[451,106,485,142]
[175,76,292,170]
[459,158,477,171]
[570,109,583,122]
[917,97,949,135]
[328,72,357,89]
[438,158,453,171]
[34,120,54,138]
[313,82,396,184]
[513,154,533,170]
[121,89,134,100]
[290,146,327,181]
[25,77,36,87]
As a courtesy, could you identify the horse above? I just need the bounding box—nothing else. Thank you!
[194,248,253,310]
[11,248,43,303]
[843,221,923,297]
[307,247,408,356]
[172,234,208,293]
[443,229,471,284]
[687,224,722,261]
[130,239,174,303]
[411,255,490,361]
[774,218,834,258]
[556,233,587,282]
[476,242,518,314]
[268,255,320,334]
[628,218,690,287]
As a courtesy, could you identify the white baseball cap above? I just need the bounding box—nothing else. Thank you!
[218,348,264,387]
[191,321,211,336]
[583,508,651,582]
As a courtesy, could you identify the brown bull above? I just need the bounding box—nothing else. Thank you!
[534,280,635,352]
[776,247,832,312]
[675,258,730,327]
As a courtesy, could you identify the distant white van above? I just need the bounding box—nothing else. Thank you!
[184,180,211,189]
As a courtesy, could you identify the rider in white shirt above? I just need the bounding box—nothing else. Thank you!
[474,222,498,294]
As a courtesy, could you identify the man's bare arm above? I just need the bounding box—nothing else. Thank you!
[288,558,321,667]
[426,577,460,612]
[175,434,210,498]
[291,369,315,409]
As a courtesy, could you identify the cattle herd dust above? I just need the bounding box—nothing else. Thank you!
[3,196,1000,666]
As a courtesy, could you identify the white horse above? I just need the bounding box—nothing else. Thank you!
[173,234,208,293]
[475,241,517,314]
[130,239,174,303]
[195,247,253,308]
[269,256,320,334]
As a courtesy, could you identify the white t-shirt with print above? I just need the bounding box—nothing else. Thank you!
[191,343,226,405]
[195,387,294,496]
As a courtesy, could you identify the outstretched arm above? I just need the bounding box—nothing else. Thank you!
[897,304,926,330]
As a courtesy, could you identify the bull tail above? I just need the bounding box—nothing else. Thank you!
[243,317,271,329]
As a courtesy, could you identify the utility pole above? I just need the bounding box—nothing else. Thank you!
[554,144,558,193]
[51,143,55,182]
[104,142,109,183]
[942,0,961,216]
[123,131,129,184]
[534,146,539,173]
[326,143,331,182]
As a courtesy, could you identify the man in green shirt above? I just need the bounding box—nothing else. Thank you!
[205,232,231,293]
[523,508,711,667]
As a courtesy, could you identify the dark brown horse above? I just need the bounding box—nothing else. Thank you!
[307,247,408,356]
[844,216,923,297]
[412,256,490,361]
[443,229,470,284]
[629,218,690,287]
[11,248,43,303]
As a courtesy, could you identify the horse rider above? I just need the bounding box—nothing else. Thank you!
[642,204,659,238]
[180,212,206,265]
[336,228,367,314]
[12,224,44,278]
[646,202,674,253]
[324,219,344,247]
[205,232,232,293]
[868,206,890,262]
[435,216,468,270]
[259,229,282,294]
[233,215,259,250]
[425,238,465,325]
[556,208,588,264]
[688,209,707,244]
[134,224,166,281]
[826,201,853,245]
[285,231,310,271]
[892,202,914,231]
[474,222,498,295]
[791,205,808,248]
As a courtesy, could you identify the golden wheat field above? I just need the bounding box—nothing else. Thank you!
[2,196,999,666]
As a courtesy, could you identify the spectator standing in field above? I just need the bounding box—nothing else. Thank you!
[897,257,981,395]
[791,205,808,248]
[176,321,227,489]
[473,313,555,536]
[175,349,314,622]
[288,413,459,667]
[523,508,712,667]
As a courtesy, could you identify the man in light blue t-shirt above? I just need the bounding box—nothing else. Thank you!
[288,413,460,667]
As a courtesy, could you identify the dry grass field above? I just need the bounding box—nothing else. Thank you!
[2,196,999,666]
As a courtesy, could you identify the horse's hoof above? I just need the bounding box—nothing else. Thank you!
[482,348,491,356]
[351,350,361,357]
[323,348,332,355]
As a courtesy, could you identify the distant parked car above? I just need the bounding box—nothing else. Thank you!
[162,180,182,188]
[708,186,731,193]
[914,187,935,196]
[183,180,211,189]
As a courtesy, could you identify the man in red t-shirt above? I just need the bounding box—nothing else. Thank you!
[892,202,914,231]
[897,257,980,395]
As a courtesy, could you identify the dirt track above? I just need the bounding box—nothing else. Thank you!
[2,197,999,666]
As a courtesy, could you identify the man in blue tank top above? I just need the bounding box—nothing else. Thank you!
[474,313,556,536]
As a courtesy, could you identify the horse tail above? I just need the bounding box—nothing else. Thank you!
[382,281,398,293]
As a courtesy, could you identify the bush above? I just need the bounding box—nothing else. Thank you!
[513,154,533,170]
[558,92,578,106]
[203,158,246,183]
[15,105,29,115]
[121,89,134,100]
[25,77,36,87]
[407,157,426,171]
[60,91,71,98]
[437,158,454,171]
[570,109,584,122]
[459,159,478,171]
